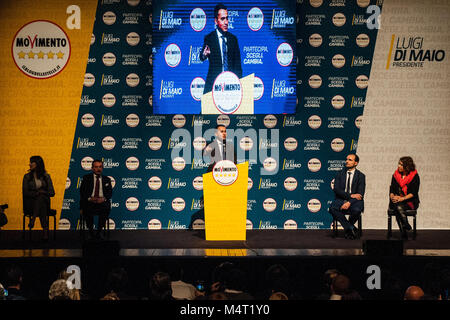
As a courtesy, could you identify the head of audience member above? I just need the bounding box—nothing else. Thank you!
[4,265,23,290]
[404,285,424,300]
[57,269,81,300]
[265,264,291,296]
[223,268,248,292]
[211,261,235,292]
[149,271,173,300]
[0,283,6,300]
[331,274,351,296]
[208,292,228,300]
[48,279,71,300]
[101,292,120,300]
[323,269,340,292]
[106,267,129,296]
[269,292,289,300]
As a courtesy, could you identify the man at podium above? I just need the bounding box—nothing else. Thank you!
[204,124,237,172]
[200,3,242,94]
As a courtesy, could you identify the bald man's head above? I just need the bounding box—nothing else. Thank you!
[404,286,424,300]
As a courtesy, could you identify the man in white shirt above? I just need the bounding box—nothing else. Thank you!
[204,125,237,172]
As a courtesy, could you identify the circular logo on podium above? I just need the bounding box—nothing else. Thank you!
[212,72,243,114]
[212,160,238,186]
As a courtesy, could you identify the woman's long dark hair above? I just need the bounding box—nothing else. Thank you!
[399,156,416,175]
[29,155,46,178]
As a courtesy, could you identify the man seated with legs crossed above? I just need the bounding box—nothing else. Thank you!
[329,154,365,240]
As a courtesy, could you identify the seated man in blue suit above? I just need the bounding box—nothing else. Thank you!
[329,154,365,240]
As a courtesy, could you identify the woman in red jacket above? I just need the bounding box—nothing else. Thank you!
[389,156,420,240]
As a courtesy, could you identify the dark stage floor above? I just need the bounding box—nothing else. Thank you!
[1,229,449,257]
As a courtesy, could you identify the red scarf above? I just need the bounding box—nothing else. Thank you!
[393,169,417,209]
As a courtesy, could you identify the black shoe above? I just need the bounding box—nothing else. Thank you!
[28,218,35,229]
[401,231,408,240]
[95,231,104,240]
[403,221,412,231]
[88,230,96,240]
[353,227,360,238]
[345,228,357,240]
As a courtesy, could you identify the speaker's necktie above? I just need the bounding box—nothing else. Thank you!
[221,35,228,71]
[222,140,227,160]
[94,175,100,197]
[345,172,351,193]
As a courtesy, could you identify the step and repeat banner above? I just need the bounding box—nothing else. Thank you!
[58,0,381,230]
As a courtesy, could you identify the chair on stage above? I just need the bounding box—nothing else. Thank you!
[78,210,110,240]
[387,208,417,240]
[332,213,363,239]
[22,208,57,241]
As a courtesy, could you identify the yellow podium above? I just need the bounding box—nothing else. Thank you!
[202,161,248,241]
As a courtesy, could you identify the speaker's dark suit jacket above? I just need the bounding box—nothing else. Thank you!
[200,30,242,94]
[330,168,366,212]
[204,139,237,172]
[79,173,112,212]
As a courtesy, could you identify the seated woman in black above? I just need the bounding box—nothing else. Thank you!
[389,156,420,240]
[22,155,55,240]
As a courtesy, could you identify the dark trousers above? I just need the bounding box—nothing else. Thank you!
[31,195,49,230]
[329,199,363,231]
[84,201,109,233]
[389,202,411,231]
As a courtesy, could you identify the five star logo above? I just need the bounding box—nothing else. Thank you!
[212,160,239,186]
[12,20,71,79]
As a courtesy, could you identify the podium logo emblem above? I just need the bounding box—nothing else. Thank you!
[212,160,238,186]
[212,72,243,114]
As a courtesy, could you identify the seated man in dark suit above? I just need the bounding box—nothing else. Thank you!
[200,3,242,94]
[329,154,365,239]
[203,124,237,172]
[79,159,112,239]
